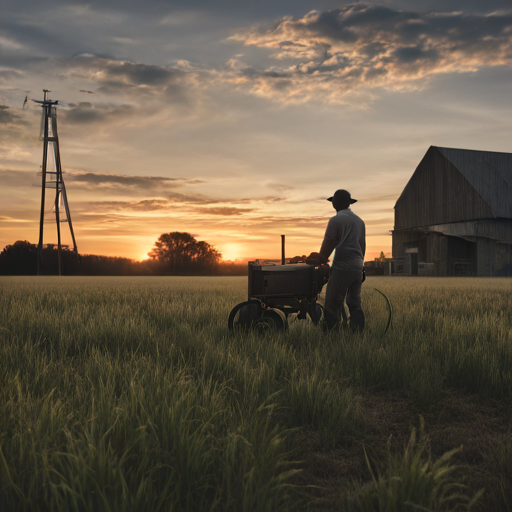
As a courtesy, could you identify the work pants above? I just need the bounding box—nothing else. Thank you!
[324,268,365,332]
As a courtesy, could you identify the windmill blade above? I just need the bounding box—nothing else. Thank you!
[22,91,32,109]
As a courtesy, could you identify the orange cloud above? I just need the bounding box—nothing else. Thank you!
[227,5,512,104]
[196,206,254,216]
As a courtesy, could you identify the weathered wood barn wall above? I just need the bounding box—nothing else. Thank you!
[392,146,512,276]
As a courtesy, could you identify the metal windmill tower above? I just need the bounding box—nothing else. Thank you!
[34,89,78,275]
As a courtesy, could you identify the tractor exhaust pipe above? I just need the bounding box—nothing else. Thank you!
[281,235,285,265]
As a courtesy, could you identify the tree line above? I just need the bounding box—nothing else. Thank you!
[0,232,247,276]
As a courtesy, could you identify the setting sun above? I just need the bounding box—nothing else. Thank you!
[220,244,242,262]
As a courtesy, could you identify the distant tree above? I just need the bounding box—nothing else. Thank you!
[148,232,221,273]
[375,251,387,267]
[0,240,37,275]
[216,261,248,276]
[0,234,223,276]
[194,240,222,270]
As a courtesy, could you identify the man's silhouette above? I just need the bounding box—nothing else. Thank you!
[310,189,366,332]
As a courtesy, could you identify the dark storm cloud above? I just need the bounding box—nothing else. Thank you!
[229,4,512,102]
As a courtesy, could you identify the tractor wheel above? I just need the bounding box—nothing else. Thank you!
[228,300,263,332]
[254,308,287,333]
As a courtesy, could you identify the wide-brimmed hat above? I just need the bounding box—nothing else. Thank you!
[327,189,357,204]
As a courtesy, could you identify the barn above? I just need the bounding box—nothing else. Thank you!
[392,146,512,276]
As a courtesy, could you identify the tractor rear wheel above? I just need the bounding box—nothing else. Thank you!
[254,308,287,333]
[228,300,263,332]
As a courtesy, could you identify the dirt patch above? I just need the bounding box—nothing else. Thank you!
[302,390,512,510]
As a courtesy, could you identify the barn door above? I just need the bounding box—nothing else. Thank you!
[410,252,418,275]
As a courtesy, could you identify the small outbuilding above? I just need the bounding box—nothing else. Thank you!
[392,146,512,276]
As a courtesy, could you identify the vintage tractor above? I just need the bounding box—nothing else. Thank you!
[228,259,330,332]
[228,235,392,334]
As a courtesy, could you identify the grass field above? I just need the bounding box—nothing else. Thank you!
[1,276,511,511]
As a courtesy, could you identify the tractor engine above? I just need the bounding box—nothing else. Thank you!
[228,261,330,332]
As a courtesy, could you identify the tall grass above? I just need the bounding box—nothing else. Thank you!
[347,418,483,511]
[0,276,510,510]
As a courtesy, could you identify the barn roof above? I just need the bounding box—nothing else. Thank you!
[395,146,512,219]
[396,146,512,219]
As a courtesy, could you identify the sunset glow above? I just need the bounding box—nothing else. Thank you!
[219,244,243,263]
[1,1,512,262]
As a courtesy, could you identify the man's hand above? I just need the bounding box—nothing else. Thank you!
[306,252,328,265]
[362,268,366,283]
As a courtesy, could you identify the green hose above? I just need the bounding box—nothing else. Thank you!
[373,287,393,335]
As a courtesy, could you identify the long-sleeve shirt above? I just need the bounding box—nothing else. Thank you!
[319,208,366,271]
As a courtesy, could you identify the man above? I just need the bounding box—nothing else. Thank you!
[309,189,366,332]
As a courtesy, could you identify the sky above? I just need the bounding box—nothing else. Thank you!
[1,0,512,262]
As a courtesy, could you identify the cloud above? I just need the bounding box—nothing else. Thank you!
[0,216,34,223]
[197,206,254,216]
[0,105,22,124]
[86,199,171,212]
[80,197,220,214]
[227,4,512,103]
[105,61,179,86]
[78,191,288,216]
[62,102,135,124]
[63,54,202,102]
[0,68,24,82]
[264,180,294,193]
[66,170,204,189]
[253,215,331,228]
[0,169,33,185]
[2,3,511,112]
[0,169,206,196]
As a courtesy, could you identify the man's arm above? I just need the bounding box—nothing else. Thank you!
[319,239,337,261]
[360,222,366,259]
[318,217,339,261]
